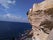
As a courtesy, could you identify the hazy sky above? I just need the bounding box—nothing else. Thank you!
[0,0,43,22]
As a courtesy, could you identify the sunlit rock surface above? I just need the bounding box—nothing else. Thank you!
[47,29,53,40]
[27,0,53,40]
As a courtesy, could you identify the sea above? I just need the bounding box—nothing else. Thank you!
[0,21,32,40]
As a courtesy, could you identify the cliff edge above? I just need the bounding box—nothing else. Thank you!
[27,0,53,40]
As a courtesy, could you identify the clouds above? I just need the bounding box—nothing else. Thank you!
[0,0,16,9]
[0,0,29,23]
[0,13,29,23]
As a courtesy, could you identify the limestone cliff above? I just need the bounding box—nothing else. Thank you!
[27,0,53,40]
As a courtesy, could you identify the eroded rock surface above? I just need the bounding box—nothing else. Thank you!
[27,0,53,40]
[47,29,53,40]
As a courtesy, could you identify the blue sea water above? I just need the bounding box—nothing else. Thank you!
[0,21,32,40]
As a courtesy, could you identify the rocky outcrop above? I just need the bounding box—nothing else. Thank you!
[16,30,33,40]
[27,0,53,40]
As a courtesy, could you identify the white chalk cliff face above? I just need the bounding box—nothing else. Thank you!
[27,0,53,40]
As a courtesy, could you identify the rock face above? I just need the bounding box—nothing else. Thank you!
[47,29,53,40]
[27,0,53,40]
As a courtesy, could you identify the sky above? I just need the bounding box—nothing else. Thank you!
[0,0,44,23]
